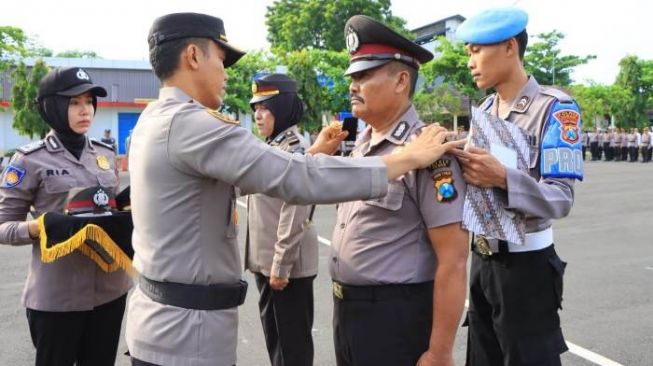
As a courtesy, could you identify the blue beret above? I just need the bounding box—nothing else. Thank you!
[456,7,528,44]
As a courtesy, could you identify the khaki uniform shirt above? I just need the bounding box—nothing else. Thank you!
[330,106,466,285]
[621,133,628,148]
[126,87,389,366]
[484,77,576,234]
[245,126,319,279]
[0,132,132,311]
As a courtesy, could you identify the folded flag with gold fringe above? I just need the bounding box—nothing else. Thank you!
[37,186,135,275]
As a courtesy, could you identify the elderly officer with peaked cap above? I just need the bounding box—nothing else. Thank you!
[125,12,464,366]
[452,7,583,366]
[330,15,469,366]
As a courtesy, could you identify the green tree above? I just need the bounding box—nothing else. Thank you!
[56,49,101,58]
[279,49,351,132]
[422,36,484,111]
[570,83,634,128]
[414,84,463,125]
[1,27,28,112]
[10,59,50,139]
[614,55,653,127]
[222,51,276,118]
[266,0,409,52]
[524,30,595,86]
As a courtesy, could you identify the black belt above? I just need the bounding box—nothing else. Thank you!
[332,281,432,301]
[139,275,248,311]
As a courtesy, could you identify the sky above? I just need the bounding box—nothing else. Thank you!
[1,0,651,85]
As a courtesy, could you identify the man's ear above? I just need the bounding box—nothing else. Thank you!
[182,44,202,71]
[395,69,410,95]
[505,38,518,58]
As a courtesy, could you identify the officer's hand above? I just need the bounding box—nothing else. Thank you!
[416,350,454,366]
[450,146,507,189]
[307,125,349,155]
[403,125,466,169]
[27,220,40,240]
[270,275,289,291]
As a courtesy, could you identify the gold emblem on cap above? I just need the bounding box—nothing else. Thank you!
[96,155,110,170]
[251,83,258,94]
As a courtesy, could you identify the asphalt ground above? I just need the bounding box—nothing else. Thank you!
[1,160,651,365]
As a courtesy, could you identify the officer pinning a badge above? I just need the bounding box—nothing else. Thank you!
[452,7,583,365]
[329,15,469,366]
[126,12,466,366]
[245,73,318,366]
[0,67,132,366]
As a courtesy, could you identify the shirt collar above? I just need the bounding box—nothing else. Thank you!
[360,105,420,147]
[491,76,540,117]
[159,87,195,104]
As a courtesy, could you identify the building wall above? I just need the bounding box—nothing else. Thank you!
[1,106,145,155]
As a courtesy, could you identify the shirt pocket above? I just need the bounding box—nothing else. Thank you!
[364,181,405,211]
[42,174,78,195]
[96,170,119,191]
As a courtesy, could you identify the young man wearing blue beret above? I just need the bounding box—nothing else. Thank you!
[453,7,584,366]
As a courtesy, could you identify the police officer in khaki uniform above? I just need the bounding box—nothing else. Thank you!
[0,67,132,365]
[245,74,318,366]
[454,7,583,365]
[125,12,464,366]
[330,15,469,366]
[620,127,629,162]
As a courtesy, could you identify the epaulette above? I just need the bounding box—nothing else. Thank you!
[90,138,115,151]
[16,140,45,155]
[540,86,573,103]
[207,110,239,125]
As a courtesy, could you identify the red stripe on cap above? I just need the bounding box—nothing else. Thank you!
[67,199,117,209]
[352,44,410,57]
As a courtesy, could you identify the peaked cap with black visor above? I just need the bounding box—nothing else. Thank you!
[344,15,434,76]
[148,12,245,68]
[249,74,305,140]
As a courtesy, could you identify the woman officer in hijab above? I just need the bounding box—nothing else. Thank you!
[244,73,318,366]
[0,67,132,366]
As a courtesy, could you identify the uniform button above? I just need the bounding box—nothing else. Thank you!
[340,223,345,229]
[332,257,338,263]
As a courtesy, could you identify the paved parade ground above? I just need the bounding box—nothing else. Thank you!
[1,161,652,365]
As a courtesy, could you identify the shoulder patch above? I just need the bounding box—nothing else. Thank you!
[540,101,583,180]
[16,140,45,155]
[540,87,573,103]
[90,138,115,151]
[207,110,239,125]
[1,164,26,188]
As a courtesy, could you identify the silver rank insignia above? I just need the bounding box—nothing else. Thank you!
[345,27,360,54]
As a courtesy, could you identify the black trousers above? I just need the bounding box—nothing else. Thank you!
[581,145,586,160]
[629,146,638,161]
[255,273,315,366]
[621,147,629,161]
[26,294,127,366]
[333,281,433,366]
[465,245,567,366]
[589,142,599,160]
[602,143,611,160]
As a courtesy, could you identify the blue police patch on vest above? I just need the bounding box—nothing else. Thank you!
[1,164,26,188]
[540,101,583,180]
